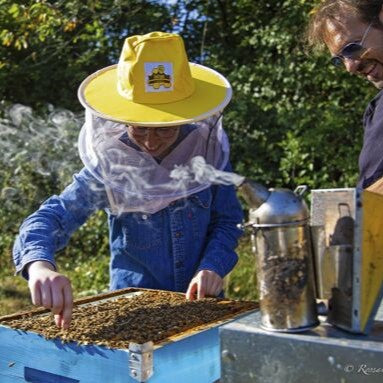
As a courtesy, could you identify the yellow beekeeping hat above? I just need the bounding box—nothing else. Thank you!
[78,31,232,127]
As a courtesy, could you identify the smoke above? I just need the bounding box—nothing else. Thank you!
[100,154,245,216]
[170,156,245,187]
[1,105,244,216]
[1,104,82,172]
[0,103,83,208]
[80,116,245,214]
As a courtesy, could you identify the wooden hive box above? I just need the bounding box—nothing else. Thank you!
[0,288,257,383]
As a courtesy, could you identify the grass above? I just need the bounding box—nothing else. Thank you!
[226,237,258,301]
[0,238,258,317]
[0,276,33,316]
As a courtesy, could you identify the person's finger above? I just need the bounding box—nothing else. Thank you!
[40,281,53,309]
[203,272,223,297]
[186,281,198,301]
[29,280,42,306]
[205,274,218,296]
[213,279,223,296]
[61,283,73,329]
[197,277,206,299]
[51,284,64,315]
[206,278,218,296]
[54,313,63,328]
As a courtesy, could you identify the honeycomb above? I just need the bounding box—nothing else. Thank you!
[1,289,257,349]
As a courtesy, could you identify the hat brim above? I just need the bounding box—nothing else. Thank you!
[78,63,232,127]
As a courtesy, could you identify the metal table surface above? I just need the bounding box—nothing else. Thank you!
[220,303,383,383]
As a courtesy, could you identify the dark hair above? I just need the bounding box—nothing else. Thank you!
[306,0,383,53]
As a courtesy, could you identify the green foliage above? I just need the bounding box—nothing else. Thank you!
[0,0,380,303]
[58,210,110,295]
[225,238,258,301]
[0,0,174,110]
[151,0,374,189]
[0,0,375,190]
[0,103,109,297]
[197,0,375,189]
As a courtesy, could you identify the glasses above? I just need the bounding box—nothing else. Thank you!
[330,22,373,67]
[128,126,179,138]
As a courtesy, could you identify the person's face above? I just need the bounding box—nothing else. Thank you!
[127,125,180,158]
[324,9,383,87]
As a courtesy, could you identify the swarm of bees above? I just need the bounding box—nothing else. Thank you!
[2,290,257,349]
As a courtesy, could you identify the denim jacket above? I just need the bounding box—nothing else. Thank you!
[13,166,244,293]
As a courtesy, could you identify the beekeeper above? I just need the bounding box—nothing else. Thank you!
[13,31,244,329]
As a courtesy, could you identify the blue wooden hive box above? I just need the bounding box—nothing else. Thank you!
[0,288,256,383]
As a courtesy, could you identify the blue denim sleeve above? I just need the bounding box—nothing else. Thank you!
[196,162,244,277]
[13,168,108,279]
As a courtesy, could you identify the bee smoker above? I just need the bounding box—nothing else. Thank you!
[238,179,319,332]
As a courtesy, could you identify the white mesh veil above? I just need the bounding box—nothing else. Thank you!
[78,110,237,214]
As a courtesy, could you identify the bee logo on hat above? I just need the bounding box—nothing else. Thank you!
[148,65,172,90]
[145,62,173,93]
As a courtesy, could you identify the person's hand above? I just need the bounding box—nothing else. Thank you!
[27,261,73,329]
[186,269,223,301]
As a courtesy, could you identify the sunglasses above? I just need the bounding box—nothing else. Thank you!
[128,126,179,138]
[330,22,372,67]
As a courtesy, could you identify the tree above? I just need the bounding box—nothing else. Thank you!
[0,0,173,109]
[0,0,379,299]
[171,0,376,188]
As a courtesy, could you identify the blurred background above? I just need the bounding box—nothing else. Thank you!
[0,0,376,315]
